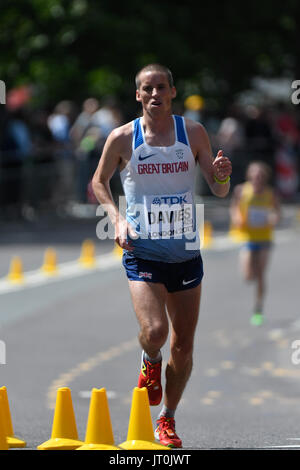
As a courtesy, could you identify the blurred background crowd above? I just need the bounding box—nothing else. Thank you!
[0,89,299,221]
[1,0,300,221]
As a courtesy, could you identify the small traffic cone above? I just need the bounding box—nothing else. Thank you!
[202,221,213,249]
[37,387,83,450]
[77,388,120,450]
[41,248,58,275]
[0,401,9,450]
[119,387,169,450]
[113,243,123,259]
[0,386,26,448]
[7,257,24,284]
[79,239,96,268]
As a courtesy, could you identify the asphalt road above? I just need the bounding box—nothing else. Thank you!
[1,208,300,450]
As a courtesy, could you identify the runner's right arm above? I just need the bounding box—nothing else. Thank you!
[92,128,135,250]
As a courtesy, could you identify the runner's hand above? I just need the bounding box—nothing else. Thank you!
[115,216,137,251]
[213,150,232,181]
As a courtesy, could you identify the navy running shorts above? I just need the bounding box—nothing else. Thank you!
[122,252,204,293]
[243,241,273,251]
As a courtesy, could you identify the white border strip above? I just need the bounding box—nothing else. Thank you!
[0,252,121,295]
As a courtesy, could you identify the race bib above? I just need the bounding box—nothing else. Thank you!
[248,207,269,227]
[143,191,194,239]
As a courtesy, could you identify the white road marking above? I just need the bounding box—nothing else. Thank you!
[268,329,284,341]
[79,390,118,399]
[0,252,121,295]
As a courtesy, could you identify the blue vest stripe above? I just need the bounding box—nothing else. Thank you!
[174,115,188,146]
[134,118,144,149]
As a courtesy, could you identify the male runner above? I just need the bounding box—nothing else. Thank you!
[92,64,232,448]
[230,161,280,326]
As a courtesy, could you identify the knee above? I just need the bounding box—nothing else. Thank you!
[171,341,194,366]
[141,322,169,349]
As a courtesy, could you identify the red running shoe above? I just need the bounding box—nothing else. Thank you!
[137,355,162,406]
[154,417,182,448]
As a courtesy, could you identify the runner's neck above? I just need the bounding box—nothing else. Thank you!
[141,114,175,146]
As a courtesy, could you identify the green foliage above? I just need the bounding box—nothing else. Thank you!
[0,0,300,113]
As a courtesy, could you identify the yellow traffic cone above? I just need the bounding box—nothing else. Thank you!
[79,239,96,268]
[0,400,9,450]
[41,248,58,275]
[202,221,213,249]
[37,387,83,450]
[113,243,123,259]
[119,387,169,450]
[7,257,24,284]
[77,388,120,450]
[0,387,26,448]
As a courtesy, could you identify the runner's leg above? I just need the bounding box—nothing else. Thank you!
[240,248,257,281]
[128,280,169,359]
[164,283,201,411]
[255,247,271,312]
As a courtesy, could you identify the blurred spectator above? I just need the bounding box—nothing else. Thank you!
[215,105,246,188]
[22,109,57,214]
[91,98,123,137]
[0,107,32,218]
[273,104,300,199]
[71,98,123,203]
[69,98,100,203]
[90,99,124,203]
[69,97,99,146]
[244,105,275,170]
[1,88,299,219]
[48,100,77,206]
[3,108,32,160]
[216,108,245,155]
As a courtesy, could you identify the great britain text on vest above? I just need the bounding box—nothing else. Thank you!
[137,161,189,175]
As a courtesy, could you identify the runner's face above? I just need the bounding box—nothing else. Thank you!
[248,165,267,190]
[136,71,176,114]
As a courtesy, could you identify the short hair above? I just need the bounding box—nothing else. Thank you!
[135,64,174,89]
[246,161,272,182]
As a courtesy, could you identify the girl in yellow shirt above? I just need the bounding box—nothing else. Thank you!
[230,161,280,325]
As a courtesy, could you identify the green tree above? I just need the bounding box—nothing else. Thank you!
[0,0,299,114]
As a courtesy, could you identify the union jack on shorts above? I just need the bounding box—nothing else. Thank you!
[138,271,152,279]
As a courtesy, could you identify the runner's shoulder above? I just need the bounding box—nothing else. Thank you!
[184,117,207,134]
[106,122,133,152]
[183,117,209,142]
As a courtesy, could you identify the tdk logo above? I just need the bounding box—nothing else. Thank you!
[152,196,187,205]
[152,197,161,204]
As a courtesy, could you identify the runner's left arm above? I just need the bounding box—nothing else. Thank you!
[189,121,232,197]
